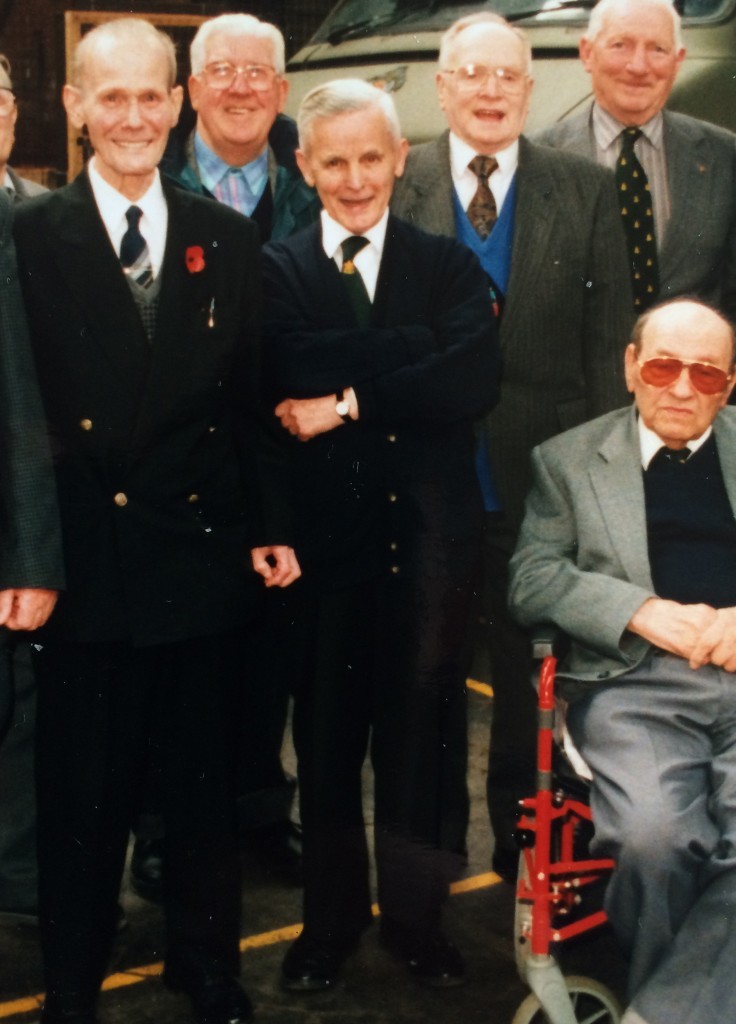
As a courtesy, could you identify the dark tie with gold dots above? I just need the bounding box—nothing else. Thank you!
[615,128,658,311]
[340,235,371,327]
[467,155,499,240]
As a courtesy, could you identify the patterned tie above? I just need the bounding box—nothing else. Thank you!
[120,205,153,289]
[467,155,499,240]
[615,129,658,312]
[340,236,371,327]
[649,445,692,470]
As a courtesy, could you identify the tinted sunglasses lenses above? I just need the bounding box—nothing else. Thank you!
[640,357,730,394]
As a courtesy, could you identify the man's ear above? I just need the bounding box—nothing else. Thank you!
[62,84,85,129]
[296,148,315,187]
[624,343,638,394]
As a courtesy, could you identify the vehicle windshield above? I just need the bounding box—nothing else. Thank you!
[313,0,732,45]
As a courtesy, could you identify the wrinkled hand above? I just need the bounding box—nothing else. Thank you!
[274,396,343,441]
[688,606,736,672]
[251,546,302,588]
[0,588,58,631]
[628,597,718,663]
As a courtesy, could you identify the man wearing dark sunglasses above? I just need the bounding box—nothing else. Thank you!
[510,297,736,1024]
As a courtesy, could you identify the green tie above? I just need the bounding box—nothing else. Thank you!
[615,128,659,312]
[340,236,371,327]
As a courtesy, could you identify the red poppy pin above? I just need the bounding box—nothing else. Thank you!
[185,245,205,274]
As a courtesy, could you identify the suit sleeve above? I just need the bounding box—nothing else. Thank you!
[0,196,64,590]
[582,171,635,417]
[508,444,653,661]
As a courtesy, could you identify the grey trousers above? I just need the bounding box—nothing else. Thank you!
[567,652,736,1024]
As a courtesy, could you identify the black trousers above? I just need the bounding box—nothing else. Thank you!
[481,514,538,854]
[33,630,244,1002]
[292,572,471,943]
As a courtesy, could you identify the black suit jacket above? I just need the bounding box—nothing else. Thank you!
[0,190,63,594]
[261,215,499,591]
[13,173,264,645]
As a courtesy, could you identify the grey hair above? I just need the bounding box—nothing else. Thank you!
[585,0,683,50]
[190,14,285,76]
[438,12,533,76]
[71,17,177,90]
[298,78,402,151]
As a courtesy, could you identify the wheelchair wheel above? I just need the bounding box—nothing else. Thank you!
[511,975,623,1024]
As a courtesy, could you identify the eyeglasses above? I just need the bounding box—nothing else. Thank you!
[200,62,278,92]
[638,357,733,395]
[0,88,16,117]
[441,64,527,95]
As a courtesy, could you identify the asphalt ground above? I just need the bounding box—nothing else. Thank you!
[0,687,628,1024]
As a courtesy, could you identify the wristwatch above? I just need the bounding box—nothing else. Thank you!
[335,389,351,422]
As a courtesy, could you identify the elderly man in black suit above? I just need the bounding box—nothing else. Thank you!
[534,0,736,319]
[256,77,498,993]
[392,12,634,878]
[12,18,297,1024]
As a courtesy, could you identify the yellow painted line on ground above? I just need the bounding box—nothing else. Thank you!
[467,678,494,699]
[0,872,502,1019]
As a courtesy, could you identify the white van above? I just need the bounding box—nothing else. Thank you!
[285,0,736,141]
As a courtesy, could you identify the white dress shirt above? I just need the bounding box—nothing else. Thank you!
[319,207,388,302]
[638,415,711,470]
[87,159,168,278]
[449,132,519,216]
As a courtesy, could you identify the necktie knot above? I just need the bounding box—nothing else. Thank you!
[650,445,692,469]
[468,154,498,182]
[341,235,369,274]
[620,127,642,154]
[125,204,143,231]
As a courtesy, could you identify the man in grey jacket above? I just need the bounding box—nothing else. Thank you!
[510,298,736,1024]
[535,0,736,319]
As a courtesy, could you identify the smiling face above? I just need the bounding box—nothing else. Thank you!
[296,105,408,235]
[625,302,735,449]
[63,34,182,200]
[436,21,532,156]
[189,32,288,166]
[580,0,685,126]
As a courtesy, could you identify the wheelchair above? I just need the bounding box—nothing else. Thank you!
[510,633,622,1024]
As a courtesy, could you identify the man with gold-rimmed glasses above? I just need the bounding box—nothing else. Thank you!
[393,11,634,883]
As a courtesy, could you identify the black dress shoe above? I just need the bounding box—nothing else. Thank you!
[129,837,164,903]
[245,819,303,886]
[379,918,465,988]
[163,963,253,1024]
[281,930,359,992]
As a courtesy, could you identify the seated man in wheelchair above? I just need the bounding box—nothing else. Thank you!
[508,298,736,1024]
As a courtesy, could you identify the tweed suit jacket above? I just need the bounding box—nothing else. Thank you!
[13,172,265,646]
[508,405,736,698]
[0,189,63,593]
[534,106,736,321]
[391,131,634,528]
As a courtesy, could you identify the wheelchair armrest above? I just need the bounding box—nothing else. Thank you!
[530,625,570,662]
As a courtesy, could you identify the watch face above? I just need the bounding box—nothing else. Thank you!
[336,400,350,417]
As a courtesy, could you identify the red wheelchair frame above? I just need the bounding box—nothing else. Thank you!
[511,650,622,1024]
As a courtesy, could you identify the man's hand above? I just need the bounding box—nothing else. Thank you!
[628,597,718,662]
[688,607,736,672]
[251,546,302,588]
[275,396,343,441]
[0,588,58,631]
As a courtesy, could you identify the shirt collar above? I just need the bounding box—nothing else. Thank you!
[449,131,519,179]
[637,413,711,470]
[592,103,665,155]
[194,131,269,193]
[87,157,166,231]
[320,207,389,264]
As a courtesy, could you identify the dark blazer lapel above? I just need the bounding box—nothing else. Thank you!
[51,173,151,372]
[305,221,363,328]
[503,137,557,342]
[589,409,654,589]
[659,113,710,283]
[372,215,407,326]
[393,132,456,237]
